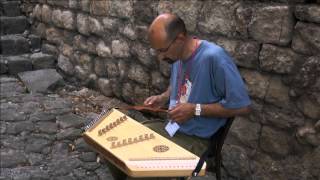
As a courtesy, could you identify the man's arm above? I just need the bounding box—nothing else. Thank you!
[168,103,251,123]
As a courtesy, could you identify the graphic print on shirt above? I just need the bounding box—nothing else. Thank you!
[179,78,192,103]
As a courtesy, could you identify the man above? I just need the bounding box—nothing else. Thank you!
[107,13,251,180]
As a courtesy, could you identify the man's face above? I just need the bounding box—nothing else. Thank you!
[153,35,179,64]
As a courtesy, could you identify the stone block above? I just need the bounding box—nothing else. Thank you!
[265,76,291,108]
[0,79,26,98]
[6,55,32,75]
[221,145,251,178]
[216,38,260,69]
[259,44,302,74]
[94,57,107,77]
[25,136,52,153]
[102,17,119,31]
[260,126,291,157]
[32,4,42,21]
[90,0,110,16]
[240,69,270,99]
[97,78,113,96]
[297,94,320,119]
[47,0,69,8]
[0,58,8,74]
[128,64,150,85]
[96,40,111,57]
[61,10,75,30]
[111,40,130,58]
[0,150,28,168]
[121,24,137,40]
[0,1,21,17]
[73,34,88,52]
[295,4,320,23]
[80,0,90,12]
[56,128,82,141]
[133,0,157,24]
[133,84,150,105]
[29,34,41,52]
[131,43,154,67]
[56,114,86,129]
[42,43,59,57]
[45,27,63,45]
[59,43,73,57]
[0,16,27,35]
[18,69,63,93]
[151,71,168,91]
[74,65,89,81]
[105,60,119,78]
[86,37,98,54]
[248,5,294,46]
[76,13,90,35]
[290,56,320,92]
[134,25,148,44]
[199,0,238,37]
[57,54,74,76]
[31,22,46,39]
[51,9,63,28]
[109,0,133,19]
[78,53,93,72]
[30,52,56,70]
[262,105,305,129]
[292,22,320,55]
[41,4,52,23]
[88,16,103,36]
[158,0,201,32]
[0,35,30,55]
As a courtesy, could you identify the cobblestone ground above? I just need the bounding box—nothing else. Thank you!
[0,75,216,180]
[0,75,113,180]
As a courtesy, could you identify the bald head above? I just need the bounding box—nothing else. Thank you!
[148,13,187,48]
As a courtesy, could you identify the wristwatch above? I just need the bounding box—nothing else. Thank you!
[195,104,201,116]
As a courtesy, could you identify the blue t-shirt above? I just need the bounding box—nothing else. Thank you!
[169,40,251,138]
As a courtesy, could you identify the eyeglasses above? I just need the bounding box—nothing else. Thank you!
[155,36,178,53]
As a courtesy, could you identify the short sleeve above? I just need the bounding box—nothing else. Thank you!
[212,51,251,109]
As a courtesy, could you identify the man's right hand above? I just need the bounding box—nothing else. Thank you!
[143,94,167,108]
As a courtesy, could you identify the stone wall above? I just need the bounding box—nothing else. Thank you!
[20,0,320,179]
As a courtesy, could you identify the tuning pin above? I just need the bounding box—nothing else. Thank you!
[120,117,124,122]
[139,135,143,141]
[105,125,110,131]
[98,130,103,136]
[150,133,155,139]
[122,139,127,145]
[117,141,121,147]
[102,128,107,134]
[128,138,132,144]
[144,134,149,140]
[133,137,138,143]
[111,142,116,148]
[123,116,127,120]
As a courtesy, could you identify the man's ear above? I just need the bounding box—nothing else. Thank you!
[176,33,186,42]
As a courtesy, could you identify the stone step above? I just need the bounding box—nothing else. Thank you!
[0,1,21,17]
[0,34,30,55]
[18,69,63,93]
[1,54,32,75]
[0,53,56,75]
[0,16,27,35]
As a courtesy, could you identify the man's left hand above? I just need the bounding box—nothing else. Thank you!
[168,103,195,123]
